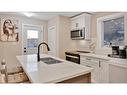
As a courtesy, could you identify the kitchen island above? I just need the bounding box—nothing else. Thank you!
[16,54,93,83]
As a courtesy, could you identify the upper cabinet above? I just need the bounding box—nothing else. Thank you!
[70,13,91,39]
[70,13,91,30]
[71,15,84,29]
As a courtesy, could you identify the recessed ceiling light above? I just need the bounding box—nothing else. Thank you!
[23,12,34,17]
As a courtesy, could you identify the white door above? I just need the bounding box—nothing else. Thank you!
[48,26,57,56]
[22,25,42,55]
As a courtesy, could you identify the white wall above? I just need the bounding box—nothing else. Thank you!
[48,16,59,57]
[0,14,48,68]
[75,40,90,51]
[48,15,77,59]
[91,12,127,55]
[58,16,77,59]
[1,12,121,69]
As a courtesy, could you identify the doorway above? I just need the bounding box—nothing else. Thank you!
[22,24,43,55]
[48,26,57,56]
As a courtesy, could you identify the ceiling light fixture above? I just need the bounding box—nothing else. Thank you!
[23,12,34,17]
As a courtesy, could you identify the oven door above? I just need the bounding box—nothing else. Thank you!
[66,55,80,64]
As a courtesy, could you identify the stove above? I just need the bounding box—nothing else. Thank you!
[66,51,90,54]
[65,51,90,64]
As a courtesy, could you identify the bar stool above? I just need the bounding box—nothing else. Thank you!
[0,59,30,83]
[0,61,8,83]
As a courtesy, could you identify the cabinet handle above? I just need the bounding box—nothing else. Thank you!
[76,23,78,27]
[99,60,101,67]
[86,65,91,67]
[86,58,91,60]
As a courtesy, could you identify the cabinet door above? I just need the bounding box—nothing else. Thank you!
[89,58,100,83]
[80,57,92,67]
[71,19,76,30]
[80,56,110,83]
[125,69,127,82]
[80,56,100,83]
[76,16,85,29]
[71,14,85,29]
[109,64,126,83]
[99,60,109,83]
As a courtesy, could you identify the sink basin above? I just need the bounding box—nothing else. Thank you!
[40,57,62,64]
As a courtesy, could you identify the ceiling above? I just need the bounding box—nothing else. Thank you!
[0,12,83,20]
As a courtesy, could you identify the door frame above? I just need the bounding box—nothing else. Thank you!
[22,24,43,55]
[48,26,58,57]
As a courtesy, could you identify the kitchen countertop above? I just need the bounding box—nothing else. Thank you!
[80,53,111,60]
[80,53,127,68]
[16,54,93,83]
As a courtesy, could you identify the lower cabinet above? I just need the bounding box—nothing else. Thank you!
[80,57,99,83]
[80,56,109,83]
[80,55,127,83]
[109,64,127,83]
[99,60,109,83]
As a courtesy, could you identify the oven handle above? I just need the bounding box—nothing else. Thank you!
[66,55,79,59]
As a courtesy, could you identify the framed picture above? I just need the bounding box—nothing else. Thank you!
[0,18,19,42]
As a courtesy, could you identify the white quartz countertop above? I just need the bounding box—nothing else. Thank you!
[80,53,110,60]
[16,54,93,83]
[80,53,127,68]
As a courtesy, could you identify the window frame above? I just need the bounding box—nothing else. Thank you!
[97,13,127,49]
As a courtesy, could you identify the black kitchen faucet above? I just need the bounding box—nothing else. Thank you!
[37,42,50,61]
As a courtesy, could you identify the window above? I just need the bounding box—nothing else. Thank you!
[27,30,39,48]
[103,17,124,46]
[97,14,125,48]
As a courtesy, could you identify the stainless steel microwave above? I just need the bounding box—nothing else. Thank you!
[71,28,85,40]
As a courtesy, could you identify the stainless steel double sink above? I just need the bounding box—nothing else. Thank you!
[40,57,62,64]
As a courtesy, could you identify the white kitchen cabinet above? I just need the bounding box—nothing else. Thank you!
[71,14,85,29]
[126,69,127,82]
[80,56,109,83]
[80,56,100,83]
[80,54,127,83]
[99,60,109,83]
[71,20,76,30]
[70,13,91,39]
[109,64,127,83]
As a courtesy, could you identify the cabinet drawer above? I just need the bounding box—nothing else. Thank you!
[81,57,99,63]
[80,56,110,83]
[80,61,92,67]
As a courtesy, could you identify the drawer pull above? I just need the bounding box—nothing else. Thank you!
[99,60,101,67]
[86,58,91,60]
[86,65,91,67]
